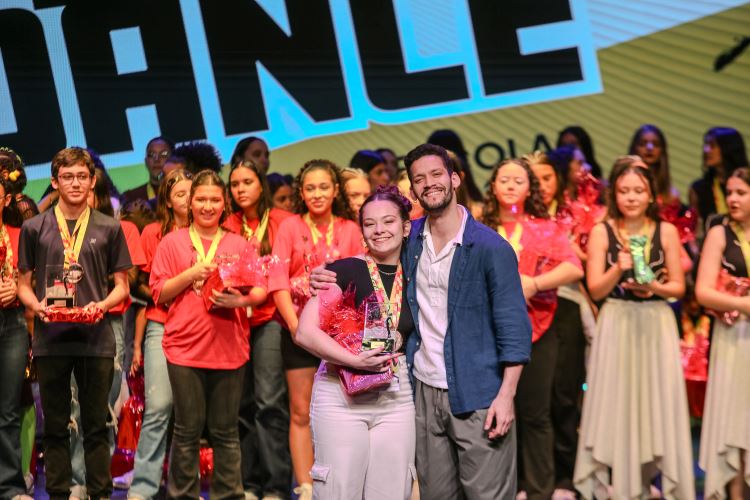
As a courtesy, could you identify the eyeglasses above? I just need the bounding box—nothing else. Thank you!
[57,173,92,184]
[147,151,170,161]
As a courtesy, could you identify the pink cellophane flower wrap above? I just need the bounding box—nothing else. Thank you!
[706,268,750,326]
[111,369,145,477]
[318,285,394,396]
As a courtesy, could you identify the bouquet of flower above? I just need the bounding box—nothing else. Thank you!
[202,249,280,311]
[318,286,394,396]
[44,304,104,324]
[110,369,144,478]
[561,173,606,252]
[705,268,750,326]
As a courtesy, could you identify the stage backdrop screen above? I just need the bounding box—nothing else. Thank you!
[1,0,749,200]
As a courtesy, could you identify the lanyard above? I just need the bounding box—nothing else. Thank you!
[547,199,558,217]
[497,222,524,257]
[147,183,156,201]
[188,224,223,264]
[242,209,270,243]
[730,221,750,277]
[365,254,403,329]
[0,224,12,277]
[54,205,90,268]
[303,213,334,247]
[713,178,728,214]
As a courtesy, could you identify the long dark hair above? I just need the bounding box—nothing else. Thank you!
[230,136,267,168]
[482,158,549,230]
[628,124,671,199]
[156,169,193,236]
[291,159,354,220]
[523,150,566,208]
[704,127,748,175]
[606,155,661,221]
[0,177,23,227]
[228,160,273,255]
[557,125,603,179]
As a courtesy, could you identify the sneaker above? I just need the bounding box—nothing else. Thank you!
[293,482,313,500]
[113,469,134,490]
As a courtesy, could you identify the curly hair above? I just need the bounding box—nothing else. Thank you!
[0,176,24,227]
[227,160,273,255]
[0,147,27,195]
[172,141,222,174]
[291,159,354,221]
[481,158,549,230]
[358,184,412,227]
[606,155,661,221]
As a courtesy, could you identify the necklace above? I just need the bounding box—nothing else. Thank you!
[377,267,398,276]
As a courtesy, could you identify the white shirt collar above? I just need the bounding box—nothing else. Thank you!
[422,204,468,247]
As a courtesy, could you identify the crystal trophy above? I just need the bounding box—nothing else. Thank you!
[362,298,395,353]
[45,264,76,307]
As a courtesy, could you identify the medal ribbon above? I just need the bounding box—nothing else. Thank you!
[547,199,558,217]
[303,213,334,247]
[730,221,750,277]
[0,223,13,277]
[497,222,524,257]
[189,224,224,264]
[147,183,156,201]
[713,178,728,214]
[54,205,90,268]
[365,254,403,328]
[242,209,270,243]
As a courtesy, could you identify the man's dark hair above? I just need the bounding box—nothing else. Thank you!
[403,143,453,181]
[172,141,222,174]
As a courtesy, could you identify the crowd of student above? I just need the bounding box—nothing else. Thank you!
[0,123,747,500]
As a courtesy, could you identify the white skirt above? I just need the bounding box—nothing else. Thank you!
[573,299,695,499]
[699,319,750,499]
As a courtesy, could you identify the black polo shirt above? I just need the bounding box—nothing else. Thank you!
[18,209,132,357]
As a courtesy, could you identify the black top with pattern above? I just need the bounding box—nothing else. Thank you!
[718,217,749,278]
[604,220,666,301]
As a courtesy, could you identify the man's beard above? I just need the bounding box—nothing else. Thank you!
[417,184,453,213]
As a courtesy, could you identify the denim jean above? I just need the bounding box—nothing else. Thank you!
[239,320,291,499]
[70,315,124,494]
[0,307,29,499]
[167,362,245,500]
[37,356,114,500]
[128,321,172,500]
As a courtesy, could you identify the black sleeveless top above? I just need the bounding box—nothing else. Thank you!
[604,221,667,301]
[719,218,749,278]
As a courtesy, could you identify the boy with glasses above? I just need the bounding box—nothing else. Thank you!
[17,147,132,500]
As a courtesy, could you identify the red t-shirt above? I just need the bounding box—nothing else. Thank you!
[223,208,291,327]
[150,228,255,369]
[140,222,170,324]
[109,220,147,315]
[505,218,582,343]
[2,225,21,268]
[268,215,363,322]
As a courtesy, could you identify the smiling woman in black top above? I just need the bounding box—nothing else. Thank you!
[296,186,416,500]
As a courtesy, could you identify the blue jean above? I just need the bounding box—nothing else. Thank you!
[70,315,124,492]
[128,321,172,500]
[0,307,29,499]
[239,320,291,498]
